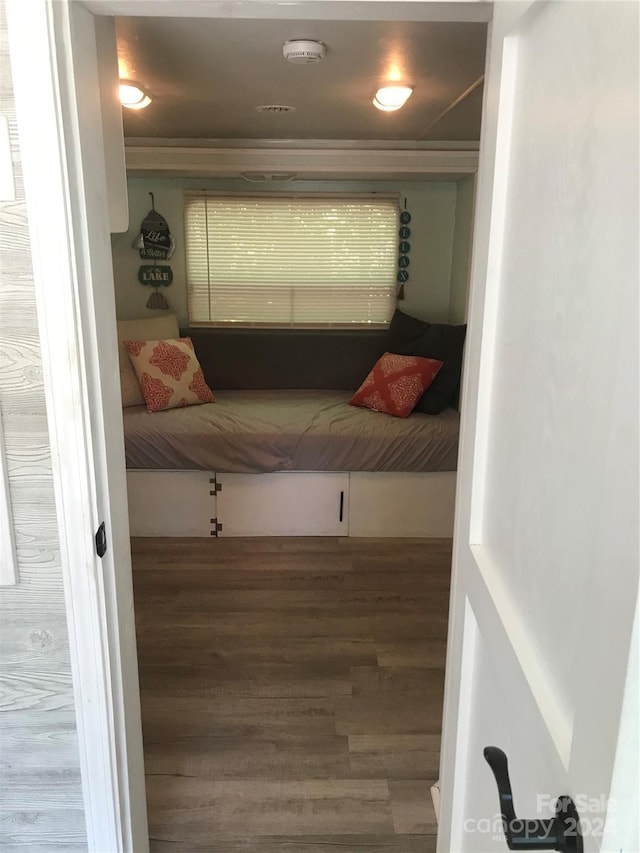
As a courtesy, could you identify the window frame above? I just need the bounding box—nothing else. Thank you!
[183,191,401,330]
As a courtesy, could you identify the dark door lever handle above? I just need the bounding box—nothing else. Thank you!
[484,747,583,852]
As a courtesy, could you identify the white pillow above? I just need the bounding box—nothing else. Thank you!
[116,314,180,407]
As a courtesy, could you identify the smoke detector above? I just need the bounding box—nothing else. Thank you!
[282,40,326,64]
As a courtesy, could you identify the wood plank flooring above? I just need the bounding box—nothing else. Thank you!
[131,537,452,852]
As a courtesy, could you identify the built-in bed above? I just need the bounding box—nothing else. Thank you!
[122,322,463,538]
[124,389,459,474]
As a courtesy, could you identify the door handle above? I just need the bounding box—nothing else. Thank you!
[484,747,583,852]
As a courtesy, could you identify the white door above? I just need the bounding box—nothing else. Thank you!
[439,3,638,852]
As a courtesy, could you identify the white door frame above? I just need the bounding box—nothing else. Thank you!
[6,1,492,851]
[5,2,147,851]
[437,3,529,847]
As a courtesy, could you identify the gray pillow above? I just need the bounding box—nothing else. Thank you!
[386,309,466,414]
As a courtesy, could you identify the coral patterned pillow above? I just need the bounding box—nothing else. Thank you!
[123,337,215,413]
[349,352,444,418]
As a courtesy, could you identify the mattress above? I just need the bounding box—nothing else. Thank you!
[122,390,460,474]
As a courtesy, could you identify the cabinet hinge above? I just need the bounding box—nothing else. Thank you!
[209,477,222,495]
[210,517,223,536]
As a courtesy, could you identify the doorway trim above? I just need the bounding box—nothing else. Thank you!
[6,2,129,850]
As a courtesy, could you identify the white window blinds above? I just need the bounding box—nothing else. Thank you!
[184,194,399,327]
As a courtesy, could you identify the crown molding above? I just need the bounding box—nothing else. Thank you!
[124,146,479,181]
[84,1,492,24]
[124,138,480,151]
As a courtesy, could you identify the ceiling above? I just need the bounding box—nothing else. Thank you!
[115,17,487,145]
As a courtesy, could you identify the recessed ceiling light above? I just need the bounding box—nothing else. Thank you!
[373,86,413,112]
[119,80,152,110]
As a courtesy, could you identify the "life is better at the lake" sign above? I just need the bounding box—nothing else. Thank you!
[138,265,173,286]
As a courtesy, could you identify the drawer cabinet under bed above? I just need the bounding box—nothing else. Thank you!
[126,470,456,538]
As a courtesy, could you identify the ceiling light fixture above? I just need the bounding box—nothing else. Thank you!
[373,85,413,112]
[119,80,152,110]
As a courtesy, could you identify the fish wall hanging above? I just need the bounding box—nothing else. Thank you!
[132,192,175,309]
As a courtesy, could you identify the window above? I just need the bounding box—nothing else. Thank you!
[184,194,399,327]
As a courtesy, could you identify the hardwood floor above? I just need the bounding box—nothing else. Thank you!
[131,537,452,852]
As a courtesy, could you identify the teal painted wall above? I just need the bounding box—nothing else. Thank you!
[111,177,462,327]
[449,174,476,324]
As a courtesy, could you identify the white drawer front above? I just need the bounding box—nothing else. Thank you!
[127,470,215,537]
[349,471,456,538]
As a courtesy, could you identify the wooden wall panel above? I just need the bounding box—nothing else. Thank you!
[0,3,87,847]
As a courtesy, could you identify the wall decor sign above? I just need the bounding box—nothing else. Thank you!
[397,200,411,300]
[132,194,175,260]
[138,265,173,286]
[132,192,174,309]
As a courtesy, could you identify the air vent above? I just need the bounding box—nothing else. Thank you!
[242,173,297,183]
[255,104,296,114]
[282,39,326,64]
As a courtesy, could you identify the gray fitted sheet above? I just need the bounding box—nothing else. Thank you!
[123,390,459,474]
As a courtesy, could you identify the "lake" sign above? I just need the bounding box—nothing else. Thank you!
[138,265,173,286]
